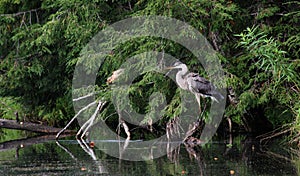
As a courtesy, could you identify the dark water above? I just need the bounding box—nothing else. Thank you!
[0,135,298,176]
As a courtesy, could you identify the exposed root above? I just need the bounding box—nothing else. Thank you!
[166,116,181,141]
[167,143,180,164]
[166,116,204,146]
[184,136,203,148]
[183,119,201,142]
[183,142,205,175]
[257,125,292,144]
[227,117,232,134]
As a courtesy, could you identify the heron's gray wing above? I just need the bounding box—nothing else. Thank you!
[187,73,210,84]
[186,73,224,102]
[186,73,213,95]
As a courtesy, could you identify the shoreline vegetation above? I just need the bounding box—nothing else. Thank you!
[0,0,299,148]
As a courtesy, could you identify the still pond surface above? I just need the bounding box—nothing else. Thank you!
[0,135,298,176]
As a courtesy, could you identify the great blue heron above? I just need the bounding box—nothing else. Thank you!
[166,62,224,111]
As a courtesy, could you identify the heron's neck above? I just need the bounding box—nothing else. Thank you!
[176,66,188,90]
[181,64,188,75]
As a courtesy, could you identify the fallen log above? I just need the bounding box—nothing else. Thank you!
[0,118,76,134]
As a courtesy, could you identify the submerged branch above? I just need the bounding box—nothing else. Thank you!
[56,100,98,139]
[77,101,107,139]
[56,139,108,174]
[120,118,131,138]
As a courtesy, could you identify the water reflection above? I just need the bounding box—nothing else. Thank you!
[0,135,298,175]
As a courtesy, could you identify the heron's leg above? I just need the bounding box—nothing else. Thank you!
[200,101,207,118]
[195,94,201,114]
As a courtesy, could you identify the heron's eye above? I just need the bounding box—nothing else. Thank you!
[174,62,182,66]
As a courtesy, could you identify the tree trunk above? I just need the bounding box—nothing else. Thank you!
[0,118,75,134]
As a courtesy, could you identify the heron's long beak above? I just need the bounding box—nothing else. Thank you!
[164,66,176,70]
[163,66,176,77]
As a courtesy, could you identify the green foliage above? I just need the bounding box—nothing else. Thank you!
[0,97,24,120]
[135,0,239,52]
[235,26,299,86]
[0,0,111,124]
[227,25,300,128]
[0,0,300,144]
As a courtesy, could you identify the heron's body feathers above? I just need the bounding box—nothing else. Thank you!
[186,73,223,101]
[169,62,224,105]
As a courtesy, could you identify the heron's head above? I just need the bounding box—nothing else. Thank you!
[173,61,184,67]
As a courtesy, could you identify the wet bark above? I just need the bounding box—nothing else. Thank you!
[0,118,75,134]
